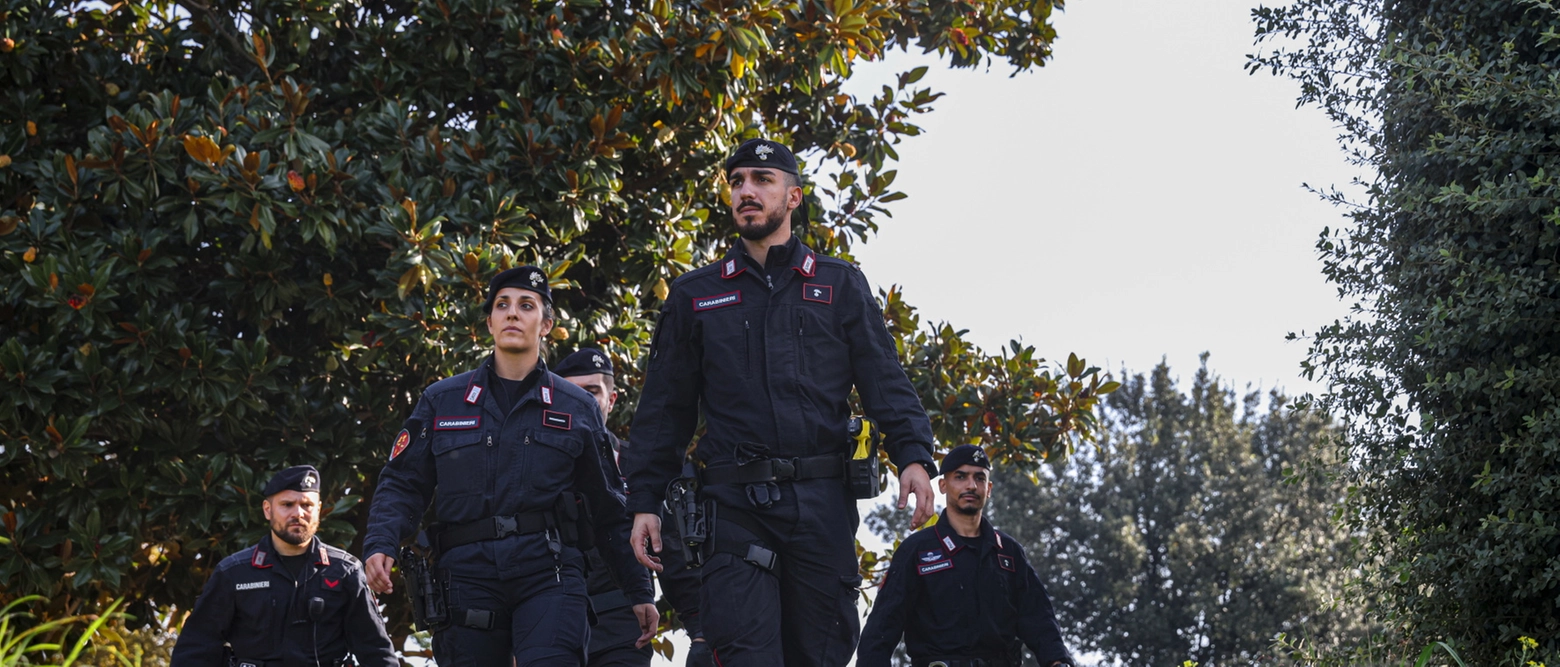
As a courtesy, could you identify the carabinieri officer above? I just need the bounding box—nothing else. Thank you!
[170,465,398,667]
[362,267,656,666]
[857,445,1076,667]
[552,348,708,667]
[622,138,939,667]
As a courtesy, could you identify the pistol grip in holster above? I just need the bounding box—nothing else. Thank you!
[399,545,449,633]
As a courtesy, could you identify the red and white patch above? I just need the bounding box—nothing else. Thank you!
[465,385,483,404]
[389,429,411,460]
[541,386,553,405]
[722,259,746,279]
[998,554,1016,572]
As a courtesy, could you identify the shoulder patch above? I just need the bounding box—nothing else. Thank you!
[917,559,953,576]
[693,291,742,311]
[434,416,481,430]
[390,429,411,460]
[998,554,1016,572]
[543,410,572,430]
[802,283,832,304]
[465,385,483,404]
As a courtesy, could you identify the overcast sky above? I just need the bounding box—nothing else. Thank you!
[652,1,1357,663]
[844,0,1356,402]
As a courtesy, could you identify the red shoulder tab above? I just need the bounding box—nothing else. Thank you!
[721,258,746,279]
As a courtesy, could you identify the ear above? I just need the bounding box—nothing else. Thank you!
[786,182,804,211]
[937,476,949,497]
[262,499,273,521]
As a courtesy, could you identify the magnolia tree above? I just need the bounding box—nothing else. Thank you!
[0,0,1111,648]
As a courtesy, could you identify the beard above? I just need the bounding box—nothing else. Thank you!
[951,493,986,516]
[735,205,789,241]
[272,518,317,546]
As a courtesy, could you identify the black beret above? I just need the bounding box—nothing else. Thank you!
[554,348,613,378]
[483,265,552,313]
[939,444,991,477]
[725,138,799,176]
[263,465,321,497]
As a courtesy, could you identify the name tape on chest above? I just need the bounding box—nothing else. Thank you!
[235,581,270,591]
[543,410,572,430]
[693,291,742,312]
[802,283,832,304]
[435,416,481,430]
[917,559,954,576]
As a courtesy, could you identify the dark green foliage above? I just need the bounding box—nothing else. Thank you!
[1251,0,1560,658]
[983,360,1359,665]
[0,0,1107,638]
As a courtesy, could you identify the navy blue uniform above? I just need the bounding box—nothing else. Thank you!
[585,435,703,667]
[364,358,653,666]
[857,512,1074,667]
[622,238,937,666]
[170,536,398,667]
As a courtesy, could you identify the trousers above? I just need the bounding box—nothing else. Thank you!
[698,478,862,667]
[433,558,590,667]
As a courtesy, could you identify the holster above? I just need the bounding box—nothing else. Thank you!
[398,546,449,632]
[845,416,883,500]
[555,492,594,551]
[666,475,713,568]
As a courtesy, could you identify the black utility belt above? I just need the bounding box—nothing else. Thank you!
[913,658,1015,667]
[698,454,844,486]
[433,511,557,553]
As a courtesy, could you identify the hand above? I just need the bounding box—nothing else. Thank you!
[631,603,659,648]
[631,513,664,572]
[898,464,934,528]
[685,638,716,667]
[365,552,396,594]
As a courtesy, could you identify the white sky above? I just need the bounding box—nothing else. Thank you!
[650,1,1357,664]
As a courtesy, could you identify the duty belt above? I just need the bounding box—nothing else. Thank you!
[912,658,1015,667]
[698,454,844,486]
[432,510,556,554]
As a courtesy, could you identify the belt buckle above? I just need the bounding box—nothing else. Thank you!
[494,515,518,537]
[239,662,259,667]
[772,458,796,480]
[928,662,949,667]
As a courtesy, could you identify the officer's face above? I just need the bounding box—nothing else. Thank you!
[487,288,552,355]
[937,465,991,516]
[728,167,801,242]
[563,373,617,421]
[263,490,321,546]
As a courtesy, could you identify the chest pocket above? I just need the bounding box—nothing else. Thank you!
[432,431,488,521]
[523,429,584,496]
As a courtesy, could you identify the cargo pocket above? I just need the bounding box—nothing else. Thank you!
[432,431,488,521]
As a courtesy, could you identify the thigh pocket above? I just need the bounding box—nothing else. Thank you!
[432,431,488,521]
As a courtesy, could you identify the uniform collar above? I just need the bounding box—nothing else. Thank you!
[466,356,557,418]
[252,534,330,571]
[931,510,1001,554]
[720,237,817,280]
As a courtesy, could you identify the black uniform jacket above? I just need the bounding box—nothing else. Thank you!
[170,535,397,667]
[857,511,1074,667]
[585,434,703,652]
[363,358,652,604]
[623,238,936,513]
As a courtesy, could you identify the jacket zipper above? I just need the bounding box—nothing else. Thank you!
[797,313,807,375]
[744,319,751,376]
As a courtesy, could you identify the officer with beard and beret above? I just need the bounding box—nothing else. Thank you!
[553,349,712,667]
[857,445,1075,667]
[621,138,940,667]
[361,267,656,667]
[171,465,398,667]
